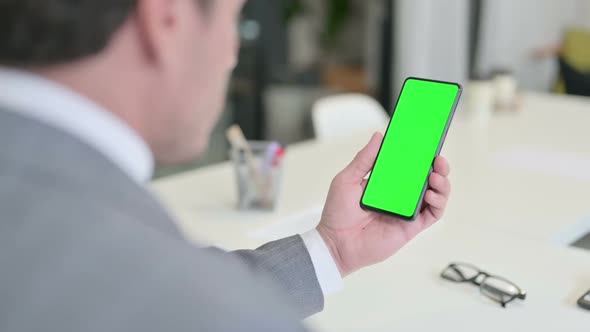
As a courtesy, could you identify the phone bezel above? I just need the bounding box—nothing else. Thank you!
[360,77,463,221]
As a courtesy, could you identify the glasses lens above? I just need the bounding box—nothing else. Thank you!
[480,276,521,303]
[441,263,480,282]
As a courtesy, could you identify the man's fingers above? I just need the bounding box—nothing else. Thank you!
[343,132,383,180]
[360,179,368,188]
[429,172,451,196]
[424,190,447,211]
[433,156,450,177]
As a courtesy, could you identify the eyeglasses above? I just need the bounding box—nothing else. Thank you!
[440,263,527,307]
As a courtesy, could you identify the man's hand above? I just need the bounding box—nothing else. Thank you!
[317,132,451,277]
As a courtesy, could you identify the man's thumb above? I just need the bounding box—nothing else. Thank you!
[343,132,383,179]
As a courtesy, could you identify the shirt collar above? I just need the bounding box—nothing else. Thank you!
[0,67,154,184]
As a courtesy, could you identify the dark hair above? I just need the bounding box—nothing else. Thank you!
[0,0,212,67]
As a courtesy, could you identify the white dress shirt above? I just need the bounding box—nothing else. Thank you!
[0,67,343,296]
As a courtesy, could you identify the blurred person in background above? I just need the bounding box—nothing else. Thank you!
[0,1,451,331]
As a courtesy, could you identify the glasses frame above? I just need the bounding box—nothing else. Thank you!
[441,262,527,308]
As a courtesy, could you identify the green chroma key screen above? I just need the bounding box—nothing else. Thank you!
[361,78,461,220]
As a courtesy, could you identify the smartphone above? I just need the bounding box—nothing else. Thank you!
[360,77,462,221]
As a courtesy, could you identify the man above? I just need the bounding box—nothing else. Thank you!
[0,1,452,331]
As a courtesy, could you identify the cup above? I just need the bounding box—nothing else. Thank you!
[465,79,495,126]
[230,141,284,210]
[494,73,518,111]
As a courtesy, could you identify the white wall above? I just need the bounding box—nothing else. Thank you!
[581,0,590,27]
[393,0,470,94]
[390,0,589,93]
[475,0,590,91]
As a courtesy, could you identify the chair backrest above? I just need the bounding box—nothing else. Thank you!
[555,28,590,93]
[558,57,590,97]
[562,28,590,69]
[312,94,390,140]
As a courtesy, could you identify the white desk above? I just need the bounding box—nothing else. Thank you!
[152,92,590,331]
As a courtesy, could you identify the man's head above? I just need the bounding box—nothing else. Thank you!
[0,0,245,164]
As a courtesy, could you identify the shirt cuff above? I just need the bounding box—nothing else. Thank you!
[300,229,344,296]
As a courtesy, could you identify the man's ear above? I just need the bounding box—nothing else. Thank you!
[134,0,180,66]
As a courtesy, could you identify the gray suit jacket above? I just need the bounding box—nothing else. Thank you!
[0,110,323,331]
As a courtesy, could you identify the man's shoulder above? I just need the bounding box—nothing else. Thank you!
[0,110,306,331]
[0,108,182,236]
[0,192,302,331]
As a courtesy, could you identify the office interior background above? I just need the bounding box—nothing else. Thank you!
[3,0,586,330]
[0,0,590,332]
[153,2,590,325]
[157,0,590,176]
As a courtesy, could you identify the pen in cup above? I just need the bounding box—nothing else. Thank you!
[261,142,282,174]
[226,125,266,196]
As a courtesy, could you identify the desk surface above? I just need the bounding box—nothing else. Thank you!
[153,92,590,331]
